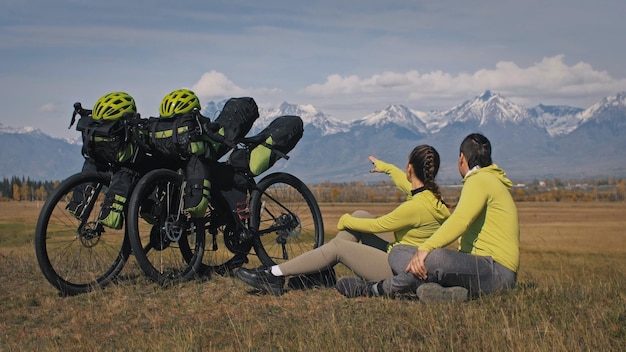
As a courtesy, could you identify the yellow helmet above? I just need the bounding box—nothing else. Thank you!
[92,91,136,121]
[159,89,201,117]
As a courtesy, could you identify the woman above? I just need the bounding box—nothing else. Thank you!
[236,145,450,296]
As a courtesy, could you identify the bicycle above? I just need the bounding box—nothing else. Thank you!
[34,102,152,296]
[34,170,131,296]
[126,122,325,285]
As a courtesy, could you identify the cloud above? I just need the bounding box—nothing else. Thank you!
[301,55,626,109]
[38,103,58,113]
[188,55,626,119]
[191,70,282,101]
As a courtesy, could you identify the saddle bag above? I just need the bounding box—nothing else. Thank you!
[205,97,259,160]
[228,115,303,176]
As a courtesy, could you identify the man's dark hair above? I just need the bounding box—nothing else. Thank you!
[460,133,492,168]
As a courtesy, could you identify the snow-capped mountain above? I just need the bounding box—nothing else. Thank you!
[201,100,350,136]
[256,102,350,136]
[2,90,625,182]
[202,90,590,138]
[0,125,83,181]
[439,90,529,126]
[0,124,43,136]
[200,100,224,120]
[578,91,626,124]
[1,123,82,145]
[353,104,429,135]
[527,104,584,136]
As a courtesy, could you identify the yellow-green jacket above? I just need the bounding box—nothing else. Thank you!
[337,160,450,252]
[420,164,520,272]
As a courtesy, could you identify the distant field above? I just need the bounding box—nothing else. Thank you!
[1,201,625,351]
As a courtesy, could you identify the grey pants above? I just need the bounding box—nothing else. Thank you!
[278,210,395,281]
[380,244,426,295]
[384,246,518,297]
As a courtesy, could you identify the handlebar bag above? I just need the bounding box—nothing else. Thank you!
[206,97,259,160]
[76,115,135,165]
[228,115,303,176]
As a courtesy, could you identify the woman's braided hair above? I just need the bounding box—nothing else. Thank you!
[409,145,444,204]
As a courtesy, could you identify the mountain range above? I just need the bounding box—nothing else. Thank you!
[2,90,625,184]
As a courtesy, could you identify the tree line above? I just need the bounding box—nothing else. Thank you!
[1,175,624,203]
[308,178,626,203]
[0,177,60,201]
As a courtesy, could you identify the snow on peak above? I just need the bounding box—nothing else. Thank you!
[359,104,428,134]
[0,123,44,135]
[579,91,626,122]
[0,122,82,144]
[258,102,350,135]
[441,90,528,126]
[527,104,584,136]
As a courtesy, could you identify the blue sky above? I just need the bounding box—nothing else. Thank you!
[2,0,626,139]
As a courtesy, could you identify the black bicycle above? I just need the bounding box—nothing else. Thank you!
[34,171,131,295]
[35,104,323,291]
[126,126,325,285]
[34,102,151,296]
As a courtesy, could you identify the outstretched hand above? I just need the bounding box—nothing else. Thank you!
[368,156,382,173]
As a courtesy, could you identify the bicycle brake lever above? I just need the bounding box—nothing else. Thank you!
[69,102,82,129]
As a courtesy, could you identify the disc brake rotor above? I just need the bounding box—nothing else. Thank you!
[79,222,102,248]
[275,213,302,243]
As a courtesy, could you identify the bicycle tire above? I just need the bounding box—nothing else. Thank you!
[34,172,130,296]
[126,168,205,284]
[198,223,255,277]
[249,172,324,266]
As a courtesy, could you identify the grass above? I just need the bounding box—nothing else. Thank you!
[1,201,625,351]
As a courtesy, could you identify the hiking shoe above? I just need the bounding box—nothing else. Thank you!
[287,268,337,290]
[416,283,468,304]
[335,277,376,298]
[236,266,285,296]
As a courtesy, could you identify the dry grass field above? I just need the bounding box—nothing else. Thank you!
[1,200,625,351]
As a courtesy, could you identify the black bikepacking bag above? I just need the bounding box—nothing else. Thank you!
[76,115,135,165]
[98,167,139,229]
[205,97,259,160]
[183,155,211,218]
[228,115,303,176]
[145,112,207,161]
[209,162,250,222]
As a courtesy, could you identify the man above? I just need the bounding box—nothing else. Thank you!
[406,133,520,303]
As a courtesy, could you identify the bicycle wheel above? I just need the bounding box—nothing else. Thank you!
[249,172,324,266]
[34,172,130,296]
[199,222,255,276]
[126,168,205,284]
